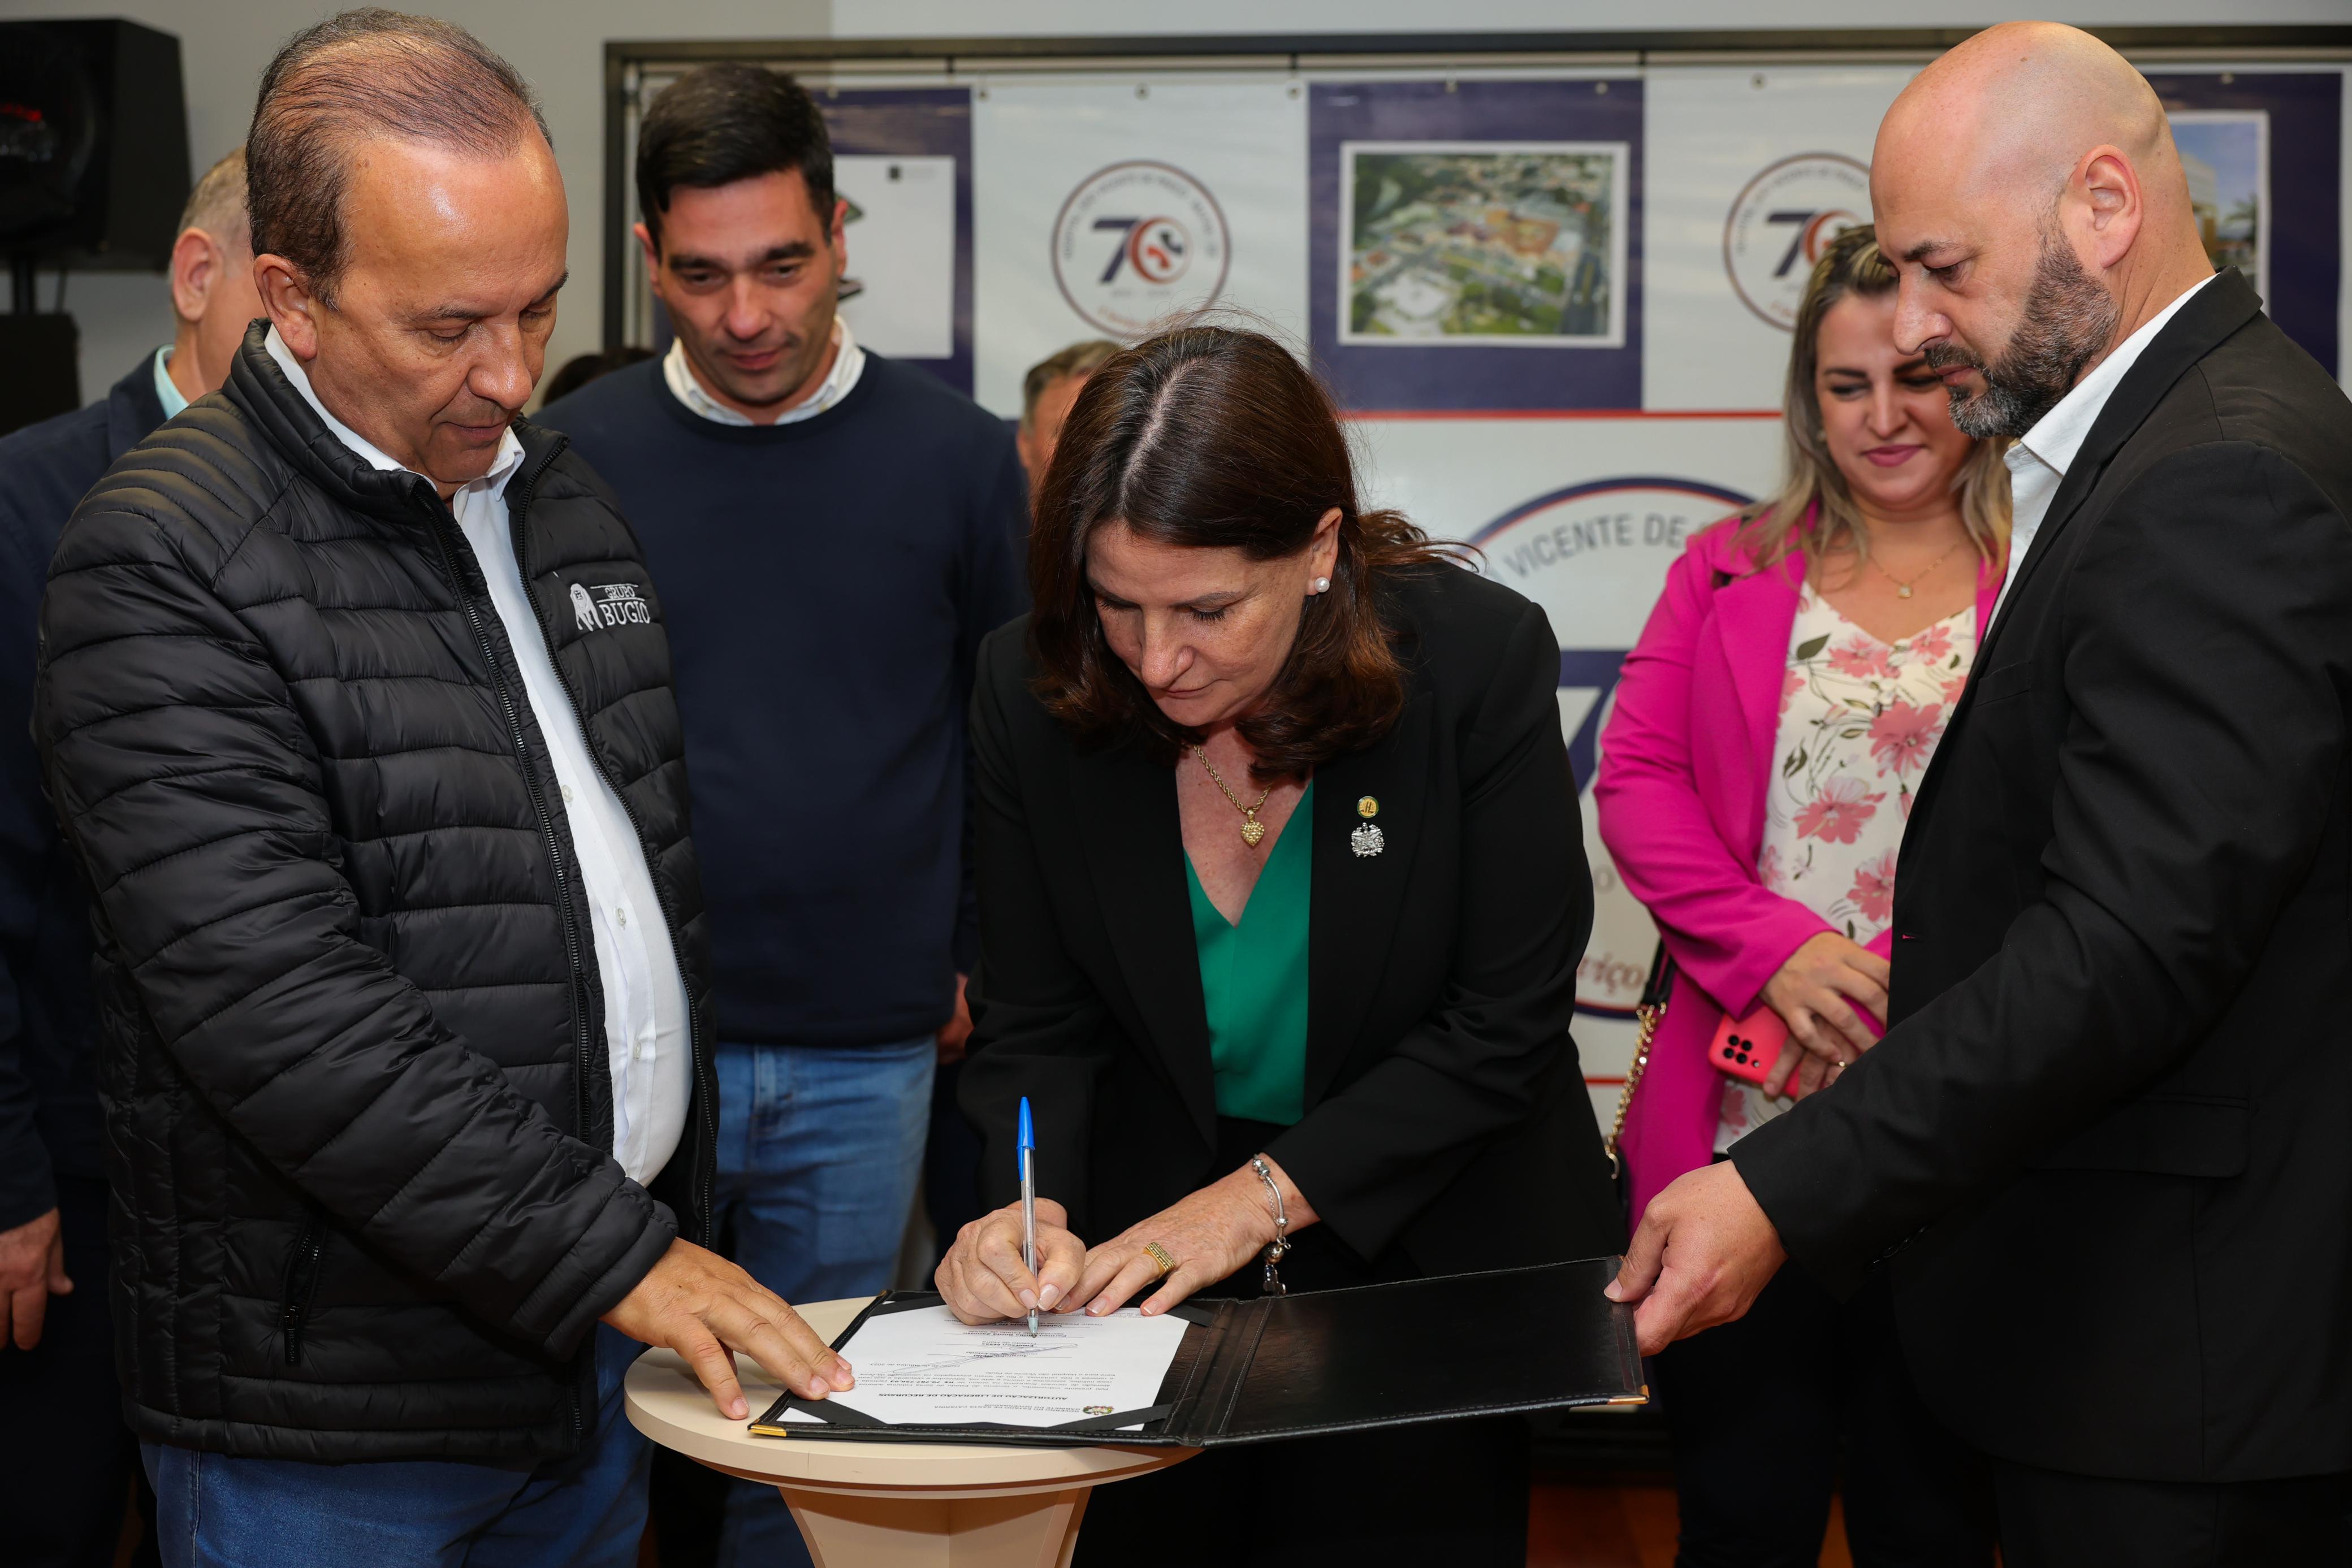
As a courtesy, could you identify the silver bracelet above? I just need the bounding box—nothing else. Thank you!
[1250,1155,1290,1297]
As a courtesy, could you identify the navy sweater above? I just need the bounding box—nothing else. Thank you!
[543,354,1026,1047]
[0,357,162,1228]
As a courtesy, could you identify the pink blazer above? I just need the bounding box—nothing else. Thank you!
[1593,518,1998,1225]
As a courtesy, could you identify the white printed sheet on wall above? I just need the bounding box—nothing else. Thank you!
[833,153,958,362]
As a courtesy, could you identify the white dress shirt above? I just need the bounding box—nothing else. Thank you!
[265,327,691,1185]
[662,317,866,426]
[1994,272,2219,622]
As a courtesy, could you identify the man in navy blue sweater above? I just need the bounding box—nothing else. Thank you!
[0,148,257,1568]
[541,66,1024,1567]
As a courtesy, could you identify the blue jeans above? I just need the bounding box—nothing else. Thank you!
[713,1037,933,1568]
[142,1325,648,1568]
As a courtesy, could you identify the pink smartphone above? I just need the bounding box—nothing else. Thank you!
[1711,1007,1792,1086]
[1711,1002,1885,1088]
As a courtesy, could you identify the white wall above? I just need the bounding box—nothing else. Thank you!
[835,0,2352,33]
[6,0,824,404]
[14,0,2342,403]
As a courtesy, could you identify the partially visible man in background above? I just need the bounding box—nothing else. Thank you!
[1014,337,1117,489]
[0,144,256,1568]
[541,63,1024,1568]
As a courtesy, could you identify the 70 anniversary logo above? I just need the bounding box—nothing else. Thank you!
[1052,160,1233,336]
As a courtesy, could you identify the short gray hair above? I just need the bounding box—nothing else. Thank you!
[1021,339,1121,430]
[177,146,249,246]
[247,8,548,303]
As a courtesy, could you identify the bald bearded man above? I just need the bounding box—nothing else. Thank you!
[1610,24,2352,1563]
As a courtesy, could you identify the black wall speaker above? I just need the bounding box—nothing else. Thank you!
[0,19,189,271]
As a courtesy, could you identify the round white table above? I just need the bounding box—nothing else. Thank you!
[623,1296,1196,1567]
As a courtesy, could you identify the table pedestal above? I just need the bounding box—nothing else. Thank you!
[780,1479,1091,1568]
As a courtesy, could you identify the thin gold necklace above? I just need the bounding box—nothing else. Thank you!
[1193,746,1272,847]
[1870,538,1965,599]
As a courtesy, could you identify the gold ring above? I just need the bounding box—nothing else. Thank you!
[1142,1242,1177,1277]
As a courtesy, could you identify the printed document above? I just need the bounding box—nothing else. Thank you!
[777,1304,1188,1429]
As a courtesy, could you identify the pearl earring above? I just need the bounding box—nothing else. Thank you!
[1311,576,1331,594]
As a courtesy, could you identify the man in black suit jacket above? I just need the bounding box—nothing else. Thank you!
[0,147,256,1568]
[1611,24,2352,1562]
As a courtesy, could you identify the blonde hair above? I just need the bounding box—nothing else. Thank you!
[1732,225,2009,578]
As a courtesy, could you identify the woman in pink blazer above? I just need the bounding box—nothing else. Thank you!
[1596,228,2008,1566]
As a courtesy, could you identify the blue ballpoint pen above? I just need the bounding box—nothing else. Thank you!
[1018,1097,1039,1337]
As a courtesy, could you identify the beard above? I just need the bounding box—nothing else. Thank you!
[1925,232,2121,439]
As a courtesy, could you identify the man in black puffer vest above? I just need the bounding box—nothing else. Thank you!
[32,15,848,1565]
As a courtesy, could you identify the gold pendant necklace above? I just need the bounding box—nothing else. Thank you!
[1871,538,1965,599]
[1194,746,1273,847]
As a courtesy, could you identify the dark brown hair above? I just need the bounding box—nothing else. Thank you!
[247,9,547,305]
[635,64,834,252]
[1029,325,1454,783]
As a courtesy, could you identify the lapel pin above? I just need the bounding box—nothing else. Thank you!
[1351,795,1385,857]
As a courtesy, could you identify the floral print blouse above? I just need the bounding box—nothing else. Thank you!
[1716,587,1978,1151]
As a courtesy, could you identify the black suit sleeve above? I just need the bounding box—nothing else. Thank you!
[957,634,1113,1226]
[1265,599,1592,1261]
[0,488,57,1232]
[36,503,676,1356]
[950,434,1032,976]
[1735,443,2352,1292]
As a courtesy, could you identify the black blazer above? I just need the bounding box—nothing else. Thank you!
[958,564,1622,1280]
[1735,270,2352,1483]
[0,355,164,1229]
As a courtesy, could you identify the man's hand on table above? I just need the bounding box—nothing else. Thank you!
[0,1206,70,1350]
[603,1238,853,1419]
[1606,1159,1787,1357]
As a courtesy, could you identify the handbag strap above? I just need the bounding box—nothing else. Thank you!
[1605,941,1675,1178]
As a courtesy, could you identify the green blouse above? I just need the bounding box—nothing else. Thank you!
[1183,782,1313,1126]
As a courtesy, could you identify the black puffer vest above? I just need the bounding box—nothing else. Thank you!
[33,326,715,1461]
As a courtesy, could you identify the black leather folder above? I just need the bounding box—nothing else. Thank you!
[749,1256,1646,1446]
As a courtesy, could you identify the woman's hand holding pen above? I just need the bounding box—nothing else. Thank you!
[935,1156,1320,1324]
[937,1198,1086,1326]
[1758,931,1889,1099]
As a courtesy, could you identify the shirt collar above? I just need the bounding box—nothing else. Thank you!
[263,324,525,495]
[662,317,865,427]
[2008,271,2219,481]
[153,345,188,421]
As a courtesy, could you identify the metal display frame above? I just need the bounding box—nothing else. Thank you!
[601,24,2352,349]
